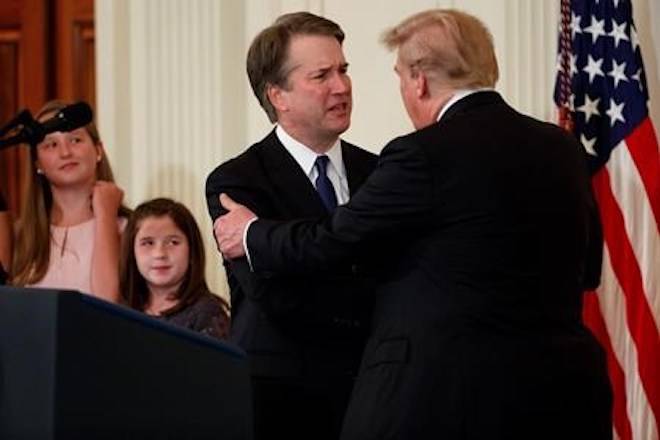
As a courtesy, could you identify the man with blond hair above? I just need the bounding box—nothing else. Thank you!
[216,9,611,440]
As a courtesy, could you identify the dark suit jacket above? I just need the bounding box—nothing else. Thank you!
[206,129,378,439]
[247,92,612,440]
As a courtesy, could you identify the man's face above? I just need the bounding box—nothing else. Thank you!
[273,34,352,146]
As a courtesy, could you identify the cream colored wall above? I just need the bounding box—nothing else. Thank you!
[95,0,660,299]
[635,0,660,132]
[96,0,245,298]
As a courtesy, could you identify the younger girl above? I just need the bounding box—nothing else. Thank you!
[120,198,229,340]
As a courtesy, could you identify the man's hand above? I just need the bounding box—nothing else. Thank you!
[214,193,257,260]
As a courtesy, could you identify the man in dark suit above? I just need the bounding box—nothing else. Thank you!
[205,12,377,440]
[215,8,612,440]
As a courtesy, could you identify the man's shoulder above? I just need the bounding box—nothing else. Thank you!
[341,140,378,163]
[341,139,376,155]
[207,131,278,181]
[208,145,259,178]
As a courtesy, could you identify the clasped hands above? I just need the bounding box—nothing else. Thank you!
[213,194,257,260]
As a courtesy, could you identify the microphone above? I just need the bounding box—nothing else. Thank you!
[0,102,93,149]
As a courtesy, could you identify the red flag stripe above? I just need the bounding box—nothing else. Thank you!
[553,1,660,437]
[608,137,660,330]
[625,118,660,229]
[583,292,633,440]
[593,168,660,430]
[597,247,658,439]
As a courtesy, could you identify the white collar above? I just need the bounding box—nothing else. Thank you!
[275,125,345,177]
[437,87,494,122]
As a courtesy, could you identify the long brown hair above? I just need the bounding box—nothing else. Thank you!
[120,198,229,317]
[11,99,130,285]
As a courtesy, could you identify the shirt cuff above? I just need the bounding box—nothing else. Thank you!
[243,217,259,271]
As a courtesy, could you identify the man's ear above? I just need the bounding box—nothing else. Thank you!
[415,71,429,99]
[267,84,288,113]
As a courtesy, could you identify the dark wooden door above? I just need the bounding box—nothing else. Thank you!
[0,0,48,214]
[0,0,94,215]
[54,0,96,108]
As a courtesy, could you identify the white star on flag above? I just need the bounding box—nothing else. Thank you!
[632,68,643,92]
[580,134,598,156]
[608,20,629,48]
[630,26,640,51]
[605,98,625,126]
[571,13,582,39]
[584,15,606,44]
[577,95,601,124]
[583,55,605,84]
[570,54,578,76]
[608,60,628,88]
[554,1,660,438]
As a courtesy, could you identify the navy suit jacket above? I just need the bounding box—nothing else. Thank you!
[206,129,378,378]
[246,92,611,440]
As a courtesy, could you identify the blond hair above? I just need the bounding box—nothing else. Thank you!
[382,9,499,90]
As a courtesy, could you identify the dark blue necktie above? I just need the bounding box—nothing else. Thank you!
[314,155,338,213]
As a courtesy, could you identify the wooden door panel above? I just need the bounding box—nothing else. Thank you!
[56,0,95,107]
[0,0,94,215]
[0,0,47,215]
[73,19,96,108]
[0,32,22,214]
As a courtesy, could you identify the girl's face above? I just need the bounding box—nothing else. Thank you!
[134,215,190,296]
[34,126,101,189]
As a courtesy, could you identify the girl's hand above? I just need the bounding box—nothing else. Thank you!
[91,181,124,219]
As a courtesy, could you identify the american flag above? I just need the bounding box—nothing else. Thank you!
[554,0,660,439]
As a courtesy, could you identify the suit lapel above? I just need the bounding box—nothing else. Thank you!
[342,141,373,196]
[258,130,328,216]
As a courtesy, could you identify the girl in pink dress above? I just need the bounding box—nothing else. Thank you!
[11,100,130,302]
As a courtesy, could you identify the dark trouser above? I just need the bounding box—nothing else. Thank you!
[251,375,354,440]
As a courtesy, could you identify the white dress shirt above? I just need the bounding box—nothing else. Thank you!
[242,126,350,267]
[437,87,495,122]
[275,125,349,205]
